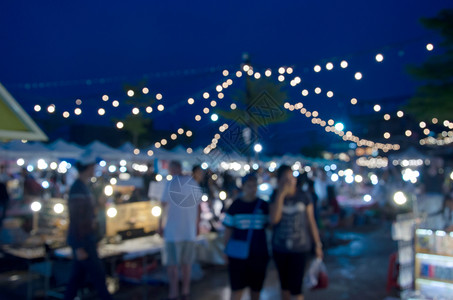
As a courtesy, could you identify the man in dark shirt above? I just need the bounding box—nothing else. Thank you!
[65,155,112,300]
[0,181,9,228]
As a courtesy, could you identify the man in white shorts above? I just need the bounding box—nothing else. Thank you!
[159,160,201,300]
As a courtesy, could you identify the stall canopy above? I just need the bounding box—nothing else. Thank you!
[47,139,84,159]
[0,83,47,141]
[389,147,427,161]
[85,140,127,161]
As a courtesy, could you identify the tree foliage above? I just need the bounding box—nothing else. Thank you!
[406,9,453,121]
[216,77,289,128]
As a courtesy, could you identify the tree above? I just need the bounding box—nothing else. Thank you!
[121,113,150,147]
[406,9,453,121]
[115,81,155,147]
[216,68,289,157]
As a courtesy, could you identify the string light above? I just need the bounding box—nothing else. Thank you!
[142,87,149,94]
[355,72,363,80]
[98,108,105,116]
[375,54,384,62]
[326,62,334,70]
[116,122,124,129]
[426,43,434,51]
[283,101,400,152]
[112,100,119,107]
[146,106,153,113]
[314,65,321,72]
[102,95,109,101]
[127,90,134,97]
[74,108,82,115]
[340,60,348,68]
[34,105,41,112]
[47,105,55,113]
[156,93,163,100]
[157,104,164,111]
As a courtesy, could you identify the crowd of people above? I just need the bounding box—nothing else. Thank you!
[1,153,453,300]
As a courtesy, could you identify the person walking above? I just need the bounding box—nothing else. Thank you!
[442,193,453,231]
[270,165,323,300]
[0,181,9,228]
[223,173,269,300]
[64,154,112,300]
[159,160,201,300]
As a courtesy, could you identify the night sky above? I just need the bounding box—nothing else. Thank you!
[1,1,451,153]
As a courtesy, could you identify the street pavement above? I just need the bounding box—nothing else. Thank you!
[0,221,399,300]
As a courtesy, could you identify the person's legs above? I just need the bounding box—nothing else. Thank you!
[83,245,112,300]
[64,251,86,300]
[181,264,191,296]
[0,203,7,227]
[228,258,247,300]
[167,265,179,299]
[163,242,180,299]
[250,290,260,300]
[282,290,291,300]
[287,252,307,300]
[180,241,196,297]
[249,255,269,300]
[273,251,290,300]
[231,289,244,300]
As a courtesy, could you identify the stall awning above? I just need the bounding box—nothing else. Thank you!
[0,83,47,141]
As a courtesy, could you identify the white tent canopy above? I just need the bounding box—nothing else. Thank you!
[47,139,84,159]
[1,140,51,159]
[85,140,129,161]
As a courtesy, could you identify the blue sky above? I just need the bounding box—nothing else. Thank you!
[0,0,451,153]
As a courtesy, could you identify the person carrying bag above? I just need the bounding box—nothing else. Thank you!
[223,174,269,300]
